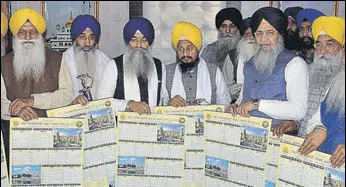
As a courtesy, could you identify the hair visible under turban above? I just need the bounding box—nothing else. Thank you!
[123,17,155,45]
[251,7,288,36]
[71,14,101,42]
[215,7,243,29]
[1,11,8,37]
[171,22,202,51]
[312,16,345,45]
[9,8,46,36]
[296,8,325,27]
[284,6,303,20]
[239,17,252,36]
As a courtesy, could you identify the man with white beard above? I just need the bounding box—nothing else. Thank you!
[296,16,345,138]
[63,14,110,105]
[201,7,242,103]
[226,7,309,137]
[236,17,260,85]
[1,8,73,170]
[299,66,345,168]
[1,11,8,57]
[97,17,169,115]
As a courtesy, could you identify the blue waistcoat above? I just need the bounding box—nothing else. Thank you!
[243,50,296,127]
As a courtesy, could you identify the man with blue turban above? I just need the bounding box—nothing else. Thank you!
[97,17,169,115]
[63,14,110,105]
[296,8,325,64]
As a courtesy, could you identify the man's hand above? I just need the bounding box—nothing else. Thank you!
[168,95,187,107]
[236,100,256,117]
[330,144,345,168]
[72,95,88,106]
[10,97,34,116]
[17,106,38,121]
[225,104,238,116]
[299,128,327,156]
[127,101,151,115]
[272,120,297,137]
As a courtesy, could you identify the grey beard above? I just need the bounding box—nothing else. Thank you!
[325,69,345,117]
[124,47,154,80]
[74,44,97,79]
[1,38,5,57]
[215,31,241,63]
[253,36,284,76]
[236,38,260,64]
[311,51,342,75]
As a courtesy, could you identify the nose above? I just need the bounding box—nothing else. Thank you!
[303,29,310,37]
[85,37,91,46]
[25,32,31,40]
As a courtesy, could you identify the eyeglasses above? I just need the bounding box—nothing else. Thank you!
[177,45,197,54]
[315,42,340,51]
[78,35,95,41]
[254,30,277,38]
[220,24,237,30]
[17,29,39,38]
[130,37,148,43]
[187,98,210,105]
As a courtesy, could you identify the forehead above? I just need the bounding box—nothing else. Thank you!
[133,31,144,38]
[177,39,194,47]
[257,21,276,31]
[300,21,312,27]
[222,20,233,25]
[20,21,36,30]
[81,28,94,35]
[316,34,338,43]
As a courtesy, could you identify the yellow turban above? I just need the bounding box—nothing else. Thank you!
[9,8,46,36]
[171,22,202,50]
[1,11,8,36]
[312,16,345,45]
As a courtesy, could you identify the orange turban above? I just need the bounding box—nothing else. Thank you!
[171,22,202,50]
[1,11,8,36]
[312,16,345,45]
[9,8,46,36]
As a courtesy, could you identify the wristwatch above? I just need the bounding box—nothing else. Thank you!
[251,98,260,109]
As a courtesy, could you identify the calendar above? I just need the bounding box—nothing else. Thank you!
[10,117,85,186]
[155,105,224,186]
[47,98,117,186]
[204,112,271,187]
[117,112,187,187]
[1,131,9,187]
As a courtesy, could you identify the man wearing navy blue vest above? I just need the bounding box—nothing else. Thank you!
[226,7,309,136]
[96,17,169,115]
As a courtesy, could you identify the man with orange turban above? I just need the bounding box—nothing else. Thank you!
[1,11,8,57]
[166,21,230,107]
[1,8,73,168]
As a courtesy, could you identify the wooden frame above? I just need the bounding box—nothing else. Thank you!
[269,1,339,16]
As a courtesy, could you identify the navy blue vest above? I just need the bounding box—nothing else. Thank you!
[243,50,296,127]
[318,98,345,154]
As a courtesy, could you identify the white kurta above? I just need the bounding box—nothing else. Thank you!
[63,47,111,98]
[170,58,231,106]
[96,54,169,115]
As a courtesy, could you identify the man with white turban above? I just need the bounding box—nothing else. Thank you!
[63,14,110,105]
[226,7,309,137]
[97,17,169,115]
[167,21,230,107]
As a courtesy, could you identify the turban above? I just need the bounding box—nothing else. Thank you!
[123,17,155,45]
[215,7,243,29]
[1,11,8,36]
[9,8,46,36]
[312,16,345,45]
[296,8,325,27]
[251,7,288,36]
[239,17,252,36]
[284,6,303,20]
[71,15,101,42]
[171,22,202,51]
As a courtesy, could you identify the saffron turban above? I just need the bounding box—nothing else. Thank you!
[251,7,288,36]
[215,7,243,29]
[123,17,155,45]
[284,6,303,20]
[312,16,345,45]
[239,17,252,36]
[171,22,202,51]
[296,8,325,27]
[9,8,46,36]
[71,14,101,42]
[1,11,8,36]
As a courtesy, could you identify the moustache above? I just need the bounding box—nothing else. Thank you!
[220,33,234,38]
[299,36,314,49]
[179,56,193,62]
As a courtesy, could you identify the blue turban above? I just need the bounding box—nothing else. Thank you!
[296,8,325,27]
[123,17,155,45]
[71,14,101,42]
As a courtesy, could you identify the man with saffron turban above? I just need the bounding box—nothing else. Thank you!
[166,21,230,107]
[97,17,169,115]
[1,7,73,170]
[63,14,110,105]
[226,7,309,137]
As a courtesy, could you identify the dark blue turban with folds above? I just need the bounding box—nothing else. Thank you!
[251,7,288,36]
[123,17,155,45]
[71,14,101,42]
[239,17,252,36]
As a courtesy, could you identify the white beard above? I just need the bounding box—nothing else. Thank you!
[13,35,46,83]
[1,38,5,57]
[236,38,260,64]
[253,36,284,76]
[311,50,342,75]
[74,44,97,80]
[325,68,345,117]
[215,31,241,62]
[124,47,155,81]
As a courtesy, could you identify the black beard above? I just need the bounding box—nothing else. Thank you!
[299,36,314,50]
[178,57,199,73]
[284,29,301,50]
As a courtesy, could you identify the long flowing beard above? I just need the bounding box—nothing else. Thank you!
[13,35,46,83]
[215,31,241,63]
[74,44,97,79]
[253,36,284,76]
[124,47,154,81]
[325,69,345,117]
[1,38,5,57]
[236,38,260,64]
